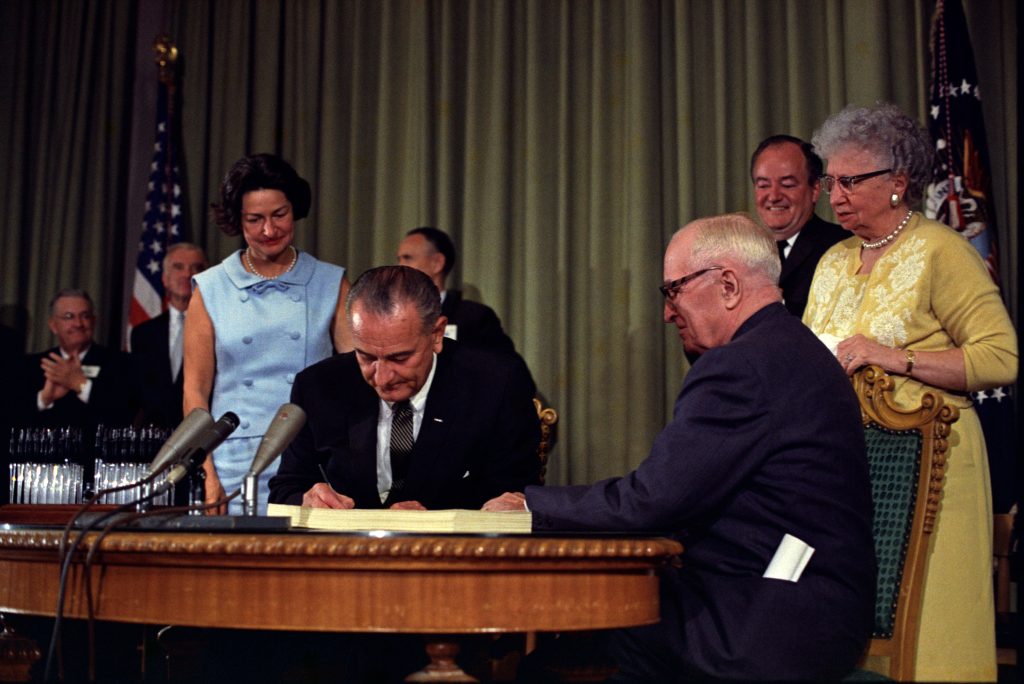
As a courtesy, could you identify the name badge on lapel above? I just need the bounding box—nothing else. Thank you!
[81,365,100,379]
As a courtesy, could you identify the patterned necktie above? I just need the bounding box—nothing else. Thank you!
[389,400,414,496]
[170,309,184,382]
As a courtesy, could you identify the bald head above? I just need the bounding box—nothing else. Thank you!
[662,213,782,354]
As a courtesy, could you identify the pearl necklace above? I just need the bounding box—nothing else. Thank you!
[245,245,297,280]
[862,210,914,250]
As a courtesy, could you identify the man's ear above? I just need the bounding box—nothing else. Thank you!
[432,315,448,353]
[430,252,447,280]
[720,269,742,311]
[809,178,822,203]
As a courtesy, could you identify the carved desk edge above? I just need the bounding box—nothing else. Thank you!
[0,529,682,563]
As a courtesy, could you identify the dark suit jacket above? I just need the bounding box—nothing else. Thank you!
[442,289,537,393]
[779,214,847,318]
[441,290,517,354]
[130,311,184,428]
[18,343,136,434]
[268,340,541,509]
[527,304,875,680]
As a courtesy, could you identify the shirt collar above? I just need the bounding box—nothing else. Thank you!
[384,351,438,415]
[60,344,92,360]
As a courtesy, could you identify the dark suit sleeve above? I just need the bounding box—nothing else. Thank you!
[88,349,139,426]
[528,350,769,531]
[466,358,541,504]
[472,306,517,354]
[267,371,326,505]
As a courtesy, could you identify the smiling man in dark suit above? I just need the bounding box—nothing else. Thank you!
[269,265,540,510]
[19,289,135,433]
[751,134,847,318]
[485,214,875,681]
[130,242,208,427]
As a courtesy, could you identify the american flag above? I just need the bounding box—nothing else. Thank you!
[924,0,1016,513]
[924,0,998,277]
[128,78,183,340]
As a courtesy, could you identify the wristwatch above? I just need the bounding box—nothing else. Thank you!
[904,349,916,375]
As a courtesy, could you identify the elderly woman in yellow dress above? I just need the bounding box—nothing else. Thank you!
[803,102,1017,681]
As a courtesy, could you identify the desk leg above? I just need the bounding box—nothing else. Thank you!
[0,614,42,682]
[404,638,478,682]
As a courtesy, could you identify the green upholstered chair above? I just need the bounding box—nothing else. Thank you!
[852,366,959,681]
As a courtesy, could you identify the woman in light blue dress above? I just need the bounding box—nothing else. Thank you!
[184,154,351,514]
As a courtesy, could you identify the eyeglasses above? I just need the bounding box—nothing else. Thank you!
[819,168,892,194]
[56,312,95,322]
[659,267,722,299]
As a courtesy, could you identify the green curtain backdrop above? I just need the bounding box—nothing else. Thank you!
[0,0,1017,485]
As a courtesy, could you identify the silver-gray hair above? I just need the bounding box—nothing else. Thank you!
[162,242,208,271]
[48,288,94,317]
[812,102,934,204]
[683,213,781,285]
[346,265,442,333]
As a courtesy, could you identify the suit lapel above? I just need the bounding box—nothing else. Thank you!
[404,351,458,497]
[780,217,825,283]
[348,388,384,504]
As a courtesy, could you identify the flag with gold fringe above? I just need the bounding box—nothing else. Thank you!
[128,36,183,342]
[924,0,1016,512]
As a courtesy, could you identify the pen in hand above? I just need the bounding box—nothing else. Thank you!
[318,464,337,493]
[316,463,355,509]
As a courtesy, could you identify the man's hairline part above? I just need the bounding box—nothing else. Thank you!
[163,242,209,271]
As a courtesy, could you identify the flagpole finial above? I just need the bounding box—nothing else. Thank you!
[154,34,179,84]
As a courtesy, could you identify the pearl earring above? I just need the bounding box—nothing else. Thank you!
[890,193,900,207]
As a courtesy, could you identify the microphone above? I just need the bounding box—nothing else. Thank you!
[243,403,307,516]
[162,411,241,490]
[149,409,215,474]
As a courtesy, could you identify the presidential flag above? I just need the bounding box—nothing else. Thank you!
[127,69,183,340]
[924,0,1016,511]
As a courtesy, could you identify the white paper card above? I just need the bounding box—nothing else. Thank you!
[444,324,458,341]
[763,533,815,582]
[816,332,843,357]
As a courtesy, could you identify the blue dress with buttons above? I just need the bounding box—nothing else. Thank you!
[193,249,344,514]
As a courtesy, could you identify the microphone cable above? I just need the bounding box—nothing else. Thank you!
[44,464,178,682]
[78,490,242,680]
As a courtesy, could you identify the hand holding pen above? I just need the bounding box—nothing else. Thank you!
[302,464,355,509]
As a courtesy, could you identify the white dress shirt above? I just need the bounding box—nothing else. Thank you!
[374,352,438,503]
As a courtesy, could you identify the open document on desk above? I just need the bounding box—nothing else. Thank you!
[267,503,532,534]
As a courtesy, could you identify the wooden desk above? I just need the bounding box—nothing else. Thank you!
[0,527,682,680]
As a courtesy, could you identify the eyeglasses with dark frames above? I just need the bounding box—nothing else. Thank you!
[659,267,723,299]
[819,168,892,194]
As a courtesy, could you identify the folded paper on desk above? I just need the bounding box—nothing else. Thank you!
[763,533,815,582]
[267,503,532,534]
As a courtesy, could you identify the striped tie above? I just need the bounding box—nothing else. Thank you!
[389,400,414,496]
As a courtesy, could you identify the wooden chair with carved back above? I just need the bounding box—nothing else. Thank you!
[534,398,558,485]
[851,365,959,681]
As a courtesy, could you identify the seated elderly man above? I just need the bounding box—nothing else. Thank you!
[18,288,135,432]
[269,265,540,510]
[486,214,875,681]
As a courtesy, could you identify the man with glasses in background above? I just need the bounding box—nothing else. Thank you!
[17,288,135,431]
[750,135,847,318]
[485,214,874,681]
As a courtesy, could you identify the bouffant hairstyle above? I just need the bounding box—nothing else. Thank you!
[210,154,312,236]
[812,103,934,205]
